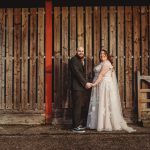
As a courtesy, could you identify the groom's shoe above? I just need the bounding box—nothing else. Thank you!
[72,125,85,133]
[78,125,86,130]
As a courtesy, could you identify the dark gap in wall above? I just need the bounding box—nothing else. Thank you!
[28,8,30,103]
[116,6,118,80]
[20,8,22,105]
[0,0,45,8]
[60,6,62,107]
[52,6,54,103]
[12,8,14,106]
[36,8,38,104]
[124,6,126,108]
[53,0,150,6]
[4,9,7,106]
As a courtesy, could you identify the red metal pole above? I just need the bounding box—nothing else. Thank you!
[45,0,52,124]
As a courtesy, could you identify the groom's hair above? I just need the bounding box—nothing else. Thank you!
[77,47,84,51]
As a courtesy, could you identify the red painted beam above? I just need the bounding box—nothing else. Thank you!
[45,0,52,124]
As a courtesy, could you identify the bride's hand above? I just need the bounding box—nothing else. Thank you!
[91,83,96,87]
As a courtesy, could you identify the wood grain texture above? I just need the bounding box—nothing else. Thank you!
[93,7,100,65]
[0,9,5,109]
[141,6,148,76]
[118,7,125,109]
[62,7,69,108]
[14,8,21,110]
[109,6,116,68]
[101,7,108,50]
[22,8,29,110]
[70,7,76,57]
[141,6,149,109]
[133,7,140,110]
[125,7,133,108]
[54,7,61,108]
[85,7,92,80]
[5,9,13,109]
[77,7,84,47]
[38,8,44,110]
[30,8,37,110]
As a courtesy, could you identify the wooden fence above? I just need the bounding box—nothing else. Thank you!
[0,8,45,124]
[137,71,150,127]
[53,6,150,124]
[0,5,149,124]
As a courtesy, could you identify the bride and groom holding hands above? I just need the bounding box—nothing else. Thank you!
[70,47,136,133]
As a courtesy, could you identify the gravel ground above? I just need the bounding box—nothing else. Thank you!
[0,125,149,150]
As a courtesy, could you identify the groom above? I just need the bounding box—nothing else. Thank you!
[70,47,92,133]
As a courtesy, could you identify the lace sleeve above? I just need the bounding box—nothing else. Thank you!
[93,61,112,86]
[100,61,112,76]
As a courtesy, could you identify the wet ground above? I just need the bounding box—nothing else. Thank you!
[0,125,149,150]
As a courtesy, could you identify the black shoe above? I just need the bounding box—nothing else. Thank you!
[72,126,85,133]
[77,125,86,130]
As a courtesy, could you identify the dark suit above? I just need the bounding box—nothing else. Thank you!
[70,55,89,128]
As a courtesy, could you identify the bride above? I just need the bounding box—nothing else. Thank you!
[87,49,136,133]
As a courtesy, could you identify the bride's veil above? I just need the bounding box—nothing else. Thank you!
[111,69,136,132]
[111,69,123,117]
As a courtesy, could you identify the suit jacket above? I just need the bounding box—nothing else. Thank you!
[70,55,87,91]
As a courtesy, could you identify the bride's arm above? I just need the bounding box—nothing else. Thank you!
[92,63,110,86]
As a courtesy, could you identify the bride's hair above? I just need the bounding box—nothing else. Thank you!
[99,49,113,65]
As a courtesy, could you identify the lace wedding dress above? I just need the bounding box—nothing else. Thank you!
[87,60,136,133]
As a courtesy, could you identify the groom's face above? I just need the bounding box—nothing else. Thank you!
[76,47,84,59]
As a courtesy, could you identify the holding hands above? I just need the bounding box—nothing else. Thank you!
[85,82,96,89]
[85,82,92,89]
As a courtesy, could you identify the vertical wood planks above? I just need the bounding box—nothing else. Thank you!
[5,9,13,109]
[140,7,149,107]
[30,8,37,109]
[109,6,116,68]
[148,6,150,75]
[0,8,45,113]
[62,7,68,108]
[70,7,76,57]
[14,8,21,109]
[0,5,149,123]
[93,7,100,65]
[101,7,108,50]
[85,7,92,80]
[125,7,133,108]
[118,7,125,108]
[69,7,76,108]
[22,8,29,110]
[54,7,61,108]
[38,8,44,110]
[77,7,84,47]
[0,9,5,109]
[141,7,148,76]
[133,7,140,107]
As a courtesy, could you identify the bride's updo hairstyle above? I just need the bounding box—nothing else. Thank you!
[99,49,113,65]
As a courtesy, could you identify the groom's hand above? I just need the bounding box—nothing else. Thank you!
[85,82,92,89]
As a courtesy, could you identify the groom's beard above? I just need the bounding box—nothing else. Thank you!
[76,54,84,59]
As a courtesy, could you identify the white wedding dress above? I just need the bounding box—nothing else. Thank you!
[87,60,136,133]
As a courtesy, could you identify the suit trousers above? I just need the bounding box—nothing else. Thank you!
[71,90,90,128]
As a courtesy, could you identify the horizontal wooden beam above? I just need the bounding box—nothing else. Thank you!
[140,99,150,103]
[140,89,150,93]
[0,114,45,124]
[142,108,150,112]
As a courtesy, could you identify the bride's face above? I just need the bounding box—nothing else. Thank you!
[100,51,107,61]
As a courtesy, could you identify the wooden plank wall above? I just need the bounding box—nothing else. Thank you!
[0,8,45,113]
[53,6,150,123]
